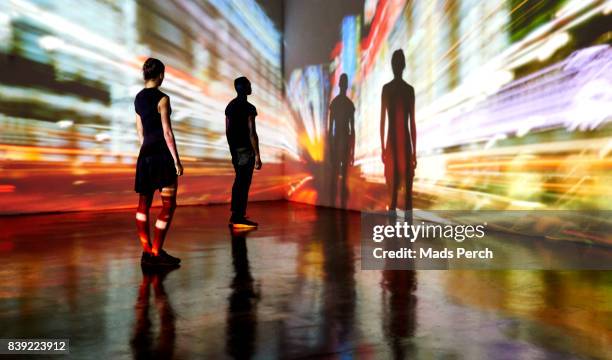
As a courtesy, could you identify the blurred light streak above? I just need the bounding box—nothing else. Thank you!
[0,185,16,193]
[0,0,294,213]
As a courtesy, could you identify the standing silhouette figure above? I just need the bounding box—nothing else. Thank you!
[328,73,355,208]
[226,77,262,229]
[380,49,417,212]
[134,58,183,267]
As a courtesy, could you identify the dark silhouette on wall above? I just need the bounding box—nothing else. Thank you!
[130,265,178,360]
[328,73,355,208]
[226,227,260,359]
[380,49,417,213]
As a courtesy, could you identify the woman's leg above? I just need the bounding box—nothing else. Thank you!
[152,183,177,256]
[136,192,154,253]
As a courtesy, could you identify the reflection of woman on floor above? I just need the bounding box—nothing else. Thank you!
[380,49,417,212]
[134,58,183,266]
[130,266,178,359]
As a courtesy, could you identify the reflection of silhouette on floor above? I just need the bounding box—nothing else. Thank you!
[380,49,416,212]
[321,211,356,353]
[130,265,178,360]
[276,208,357,358]
[328,73,355,208]
[381,270,417,359]
[226,228,260,360]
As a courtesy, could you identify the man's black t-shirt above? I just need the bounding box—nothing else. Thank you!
[225,97,257,151]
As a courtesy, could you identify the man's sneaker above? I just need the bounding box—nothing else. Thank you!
[230,227,256,237]
[230,216,258,228]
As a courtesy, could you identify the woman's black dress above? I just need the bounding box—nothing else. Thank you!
[134,88,177,194]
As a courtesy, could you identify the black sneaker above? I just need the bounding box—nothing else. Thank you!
[141,251,153,265]
[230,227,256,236]
[147,250,181,266]
[158,249,181,264]
[230,217,258,228]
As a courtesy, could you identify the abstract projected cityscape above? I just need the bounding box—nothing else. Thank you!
[0,0,291,213]
[284,0,612,211]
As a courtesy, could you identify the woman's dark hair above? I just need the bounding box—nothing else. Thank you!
[142,58,165,81]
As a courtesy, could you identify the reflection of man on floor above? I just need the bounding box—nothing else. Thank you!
[226,228,259,359]
[380,49,416,212]
[328,73,355,208]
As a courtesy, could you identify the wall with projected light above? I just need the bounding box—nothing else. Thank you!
[284,0,612,211]
[1,0,611,215]
[0,0,290,214]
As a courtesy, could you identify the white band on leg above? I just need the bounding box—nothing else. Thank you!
[136,212,147,221]
[155,219,168,229]
[161,188,176,196]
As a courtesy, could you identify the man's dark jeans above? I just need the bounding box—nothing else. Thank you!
[230,147,255,218]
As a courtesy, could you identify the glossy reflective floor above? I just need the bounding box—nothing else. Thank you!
[0,201,610,359]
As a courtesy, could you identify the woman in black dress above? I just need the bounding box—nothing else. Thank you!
[134,58,183,266]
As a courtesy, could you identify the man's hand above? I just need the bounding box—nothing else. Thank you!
[255,155,262,170]
[381,148,386,164]
[411,157,417,170]
[175,162,184,176]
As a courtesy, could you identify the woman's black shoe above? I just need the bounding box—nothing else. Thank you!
[158,249,181,264]
[142,250,180,267]
[141,252,153,264]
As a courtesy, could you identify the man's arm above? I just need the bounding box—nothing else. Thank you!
[349,108,355,166]
[327,104,334,160]
[248,115,262,170]
[159,96,183,176]
[380,87,387,164]
[327,103,333,138]
[409,87,417,169]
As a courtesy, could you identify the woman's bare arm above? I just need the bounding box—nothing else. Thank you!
[410,88,417,169]
[158,96,183,175]
[136,113,144,146]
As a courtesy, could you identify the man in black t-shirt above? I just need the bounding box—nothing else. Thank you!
[225,76,262,228]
